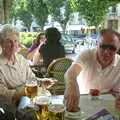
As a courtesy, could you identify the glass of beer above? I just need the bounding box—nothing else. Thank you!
[48,104,65,120]
[35,96,50,120]
[48,95,65,120]
[24,80,38,102]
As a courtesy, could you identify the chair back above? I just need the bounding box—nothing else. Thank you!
[46,57,73,94]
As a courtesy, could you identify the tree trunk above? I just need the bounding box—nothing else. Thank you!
[41,24,44,31]
[61,23,67,34]
[3,0,8,23]
[2,0,13,24]
[0,0,4,24]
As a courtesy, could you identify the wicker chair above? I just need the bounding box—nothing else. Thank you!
[30,64,46,78]
[45,57,73,95]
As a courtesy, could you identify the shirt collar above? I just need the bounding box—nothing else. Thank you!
[0,54,18,67]
[0,54,8,65]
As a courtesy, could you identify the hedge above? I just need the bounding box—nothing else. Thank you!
[20,32,39,48]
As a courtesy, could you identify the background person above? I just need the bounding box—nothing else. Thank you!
[64,29,120,112]
[27,32,46,62]
[34,27,65,68]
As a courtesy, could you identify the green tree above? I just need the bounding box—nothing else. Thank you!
[26,0,48,30]
[9,0,32,31]
[0,0,13,24]
[47,0,73,33]
[71,0,120,28]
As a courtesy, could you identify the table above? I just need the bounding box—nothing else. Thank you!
[17,94,120,120]
[65,94,120,120]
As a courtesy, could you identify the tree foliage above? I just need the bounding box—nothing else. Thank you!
[9,0,32,31]
[26,0,48,30]
[47,0,73,32]
[8,0,120,31]
[71,0,120,27]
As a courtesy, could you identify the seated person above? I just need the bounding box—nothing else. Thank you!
[27,33,46,62]
[33,27,65,68]
[64,29,120,112]
[0,24,52,105]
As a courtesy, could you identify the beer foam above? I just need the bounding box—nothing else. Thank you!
[35,96,50,105]
[48,104,65,113]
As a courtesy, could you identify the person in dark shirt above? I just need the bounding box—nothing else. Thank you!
[39,27,65,68]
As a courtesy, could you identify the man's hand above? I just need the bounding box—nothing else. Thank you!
[64,82,80,112]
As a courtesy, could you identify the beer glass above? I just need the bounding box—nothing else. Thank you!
[24,80,38,101]
[48,96,65,120]
[48,104,65,120]
[35,96,50,120]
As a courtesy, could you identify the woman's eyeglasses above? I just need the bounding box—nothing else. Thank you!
[99,44,117,52]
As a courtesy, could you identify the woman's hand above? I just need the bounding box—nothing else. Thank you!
[43,79,55,89]
[38,78,56,89]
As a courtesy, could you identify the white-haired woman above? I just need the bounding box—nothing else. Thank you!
[0,24,52,104]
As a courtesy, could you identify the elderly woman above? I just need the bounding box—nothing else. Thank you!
[0,24,52,104]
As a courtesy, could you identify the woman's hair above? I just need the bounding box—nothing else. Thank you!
[36,32,45,46]
[0,24,19,41]
[45,27,61,44]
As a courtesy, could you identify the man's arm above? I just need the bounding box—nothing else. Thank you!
[0,76,25,105]
[64,63,82,112]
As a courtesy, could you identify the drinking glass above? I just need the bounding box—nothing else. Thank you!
[34,96,50,120]
[24,80,38,102]
[89,89,100,100]
[48,95,65,120]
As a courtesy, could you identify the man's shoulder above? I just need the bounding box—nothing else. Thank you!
[79,48,95,57]
[75,48,96,64]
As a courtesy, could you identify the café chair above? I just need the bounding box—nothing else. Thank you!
[45,57,73,95]
[30,64,46,78]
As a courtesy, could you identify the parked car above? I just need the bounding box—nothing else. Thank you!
[61,34,76,54]
[85,33,98,47]
[72,34,86,45]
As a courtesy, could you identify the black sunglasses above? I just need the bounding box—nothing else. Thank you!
[99,44,117,51]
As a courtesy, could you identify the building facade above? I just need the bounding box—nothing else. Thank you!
[104,4,120,32]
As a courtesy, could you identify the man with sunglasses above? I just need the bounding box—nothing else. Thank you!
[64,29,120,112]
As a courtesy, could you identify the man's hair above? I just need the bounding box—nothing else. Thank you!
[98,28,120,41]
[0,24,19,41]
